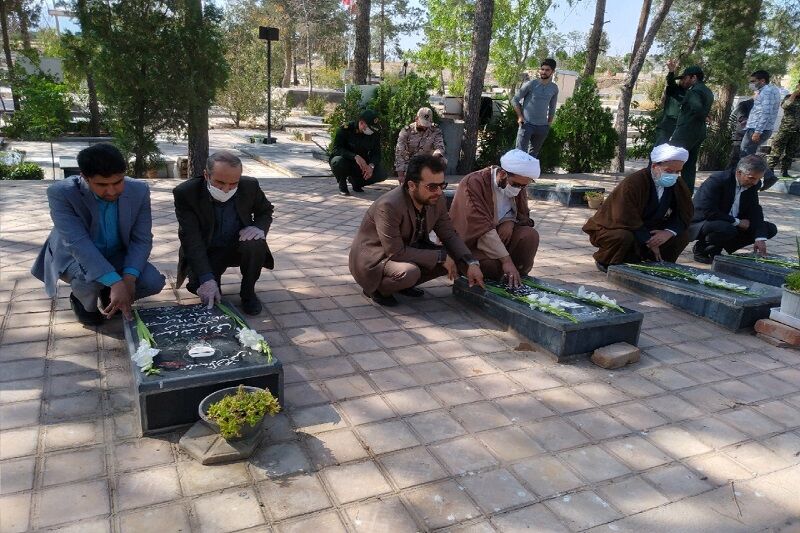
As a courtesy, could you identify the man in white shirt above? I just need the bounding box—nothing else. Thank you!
[741,70,782,157]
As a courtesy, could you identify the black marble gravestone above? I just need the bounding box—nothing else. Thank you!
[607,263,782,331]
[712,253,798,288]
[123,302,283,435]
[530,184,605,207]
[453,277,643,361]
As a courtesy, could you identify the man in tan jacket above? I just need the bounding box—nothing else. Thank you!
[449,149,540,287]
[349,154,484,306]
[395,107,447,181]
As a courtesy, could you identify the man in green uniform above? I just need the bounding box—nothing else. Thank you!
[669,65,714,192]
[655,59,686,145]
[329,109,386,196]
[767,80,800,179]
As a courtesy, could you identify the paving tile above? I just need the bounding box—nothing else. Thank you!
[257,474,331,520]
[322,460,392,503]
[754,400,800,428]
[507,368,563,391]
[0,492,31,533]
[645,395,704,422]
[379,446,448,489]
[338,395,395,425]
[430,436,498,475]
[492,503,570,532]
[367,367,418,392]
[344,497,419,532]
[612,374,666,398]
[527,419,589,452]
[49,517,111,533]
[597,475,670,515]
[428,340,474,359]
[724,441,792,475]
[717,407,784,438]
[603,435,673,471]
[114,437,173,471]
[276,510,348,533]
[535,387,594,413]
[679,387,737,412]
[374,330,417,348]
[558,444,630,482]
[761,432,800,462]
[42,447,106,486]
[646,425,714,459]
[45,392,102,421]
[452,402,512,432]
[572,382,630,406]
[115,465,181,511]
[0,457,35,494]
[306,428,369,468]
[568,410,631,440]
[469,374,524,399]
[643,463,714,500]
[356,420,419,454]
[685,453,752,485]
[118,504,191,533]
[350,351,397,371]
[461,468,534,513]
[682,416,749,449]
[0,427,39,459]
[177,460,250,496]
[44,420,102,450]
[493,393,554,424]
[476,426,544,462]
[192,487,265,533]
[290,404,347,434]
[429,381,484,407]
[0,399,40,429]
[512,455,583,498]
[383,388,441,415]
[0,378,43,404]
[37,479,110,527]
[405,480,481,529]
[544,490,622,530]
[249,441,311,480]
[407,410,466,443]
[407,361,459,385]
[324,375,376,401]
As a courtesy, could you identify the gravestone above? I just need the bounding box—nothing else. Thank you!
[453,276,643,361]
[123,302,283,435]
[530,184,605,207]
[607,263,782,331]
[712,253,798,288]
[789,180,800,196]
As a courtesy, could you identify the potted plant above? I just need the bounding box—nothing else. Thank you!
[585,191,604,209]
[199,385,280,441]
[780,237,800,319]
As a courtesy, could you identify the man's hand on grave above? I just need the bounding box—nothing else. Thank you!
[239,226,265,241]
[466,264,485,289]
[754,240,767,256]
[104,280,134,320]
[737,219,750,231]
[444,256,458,281]
[501,257,521,287]
[197,279,222,309]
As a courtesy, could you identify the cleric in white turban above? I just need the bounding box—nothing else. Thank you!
[448,149,540,287]
[582,143,694,271]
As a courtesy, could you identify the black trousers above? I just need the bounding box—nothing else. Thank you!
[329,156,387,188]
[186,240,267,297]
[693,220,778,254]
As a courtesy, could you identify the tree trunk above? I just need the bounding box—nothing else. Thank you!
[457,0,494,174]
[583,0,606,78]
[186,0,209,178]
[612,0,675,172]
[628,0,651,69]
[380,0,385,78]
[682,16,703,61]
[0,0,19,110]
[86,70,101,136]
[15,1,32,51]
[282,30,293,87]
[293,53,299,85]
[353,0,371,84]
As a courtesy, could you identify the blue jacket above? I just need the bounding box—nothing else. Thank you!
[31,175,154,297]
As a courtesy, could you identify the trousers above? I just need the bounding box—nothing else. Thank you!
[589,227,689,266]
[515,123,550,157]
[186,240,267,297]
[476,225,540,280]
[330,156,387,189]
[691,220,778,254]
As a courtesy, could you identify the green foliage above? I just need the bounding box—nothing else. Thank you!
[369,0,423,65]
[312,66,345,89]
[305,94,327,116]
[5,74,71,140]
[698,104,734,170]
[268,90,291,130]
[476,98,518,168]
[783,271,800,293]
[628,109,663,160]
[537,126,562,173]
[325,87,364,138]
[207,385,280,440]
[0,162,12,180]
[549,77,615,173]
[368,73,435,171]
[1,162,44,180]
[490,0,551,92]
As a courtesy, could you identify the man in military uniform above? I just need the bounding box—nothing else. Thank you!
[329,109,385,196]
[669,65,714,192]
[767,80,800,179]
[654,59,686,144]
[395,107,447,182]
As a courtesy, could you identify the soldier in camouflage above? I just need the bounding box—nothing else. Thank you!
[395,107,447,183]
[767,81,800,178]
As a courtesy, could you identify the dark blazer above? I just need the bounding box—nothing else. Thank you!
[173,176,274,288]
[690,168,768,239]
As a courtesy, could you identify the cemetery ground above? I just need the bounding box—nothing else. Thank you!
[1,135,800,532]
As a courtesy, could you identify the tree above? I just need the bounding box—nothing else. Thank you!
[583,0,606,77]
[411,0,473,94]
[611,0,675,172]
[353,0,371,83]
[490,0,552,92]
[370,0,421,77]
[457,0,494,174]
[60,31,102,136]
[629,0,651,68]
[0,0,19,110]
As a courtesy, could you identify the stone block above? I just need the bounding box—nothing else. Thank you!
[530,184,605,207]
[607,263,781,332]
[756,332,794,348]
[123,302,284,435]
[770,307,800,329]
[712,253,797,287]
[453,277,643,361]
[789,179,800,196]
[178,420,262,465]
[755,319,800,346]
[591,342,641,369]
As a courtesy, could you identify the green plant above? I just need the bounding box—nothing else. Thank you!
[0,162,12,180]
[6,162,45,180]
[698,103,734,171]
[5,74,72,141]
[476,98,517,168]
[305,94,327,117]
[785,272,800,293]
[312,66,345,89]
[628,107,663,160]
[268,90,291,130]
[207,385,280,440]
[292,130,304,141]
[584,191,603,199]
[325,87,364,139]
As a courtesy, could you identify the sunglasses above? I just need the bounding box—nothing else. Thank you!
[421,181,448,192]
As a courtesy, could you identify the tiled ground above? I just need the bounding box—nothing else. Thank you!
[1,163,799,533]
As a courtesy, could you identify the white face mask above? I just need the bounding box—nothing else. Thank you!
[362,125,374,136]
[207,181,237,202]
[502,184,523,197]
[748,82,758,91]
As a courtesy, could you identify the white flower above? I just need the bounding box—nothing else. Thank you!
[577,285,618,306]
[132,340,159,369]
[696,274,747,291]
[237,328,266,351]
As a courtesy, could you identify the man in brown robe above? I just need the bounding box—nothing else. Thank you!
[582,144,694,272]
[449,149,540,287]
[349,154,484,306]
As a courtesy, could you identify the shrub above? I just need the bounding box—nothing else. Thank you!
[786,271,800,293]
[0,162,13,179]
[5,74,72,140]
[628,106,663,160]
[550,77,616,173]
[313,66,345,89]
[305,94,327,117]
[6,162,45,180]
[698,104,734,171]
[476,98,517,168]
[207,385,281,440]
[325,86,363,139]
[268,90,291,130]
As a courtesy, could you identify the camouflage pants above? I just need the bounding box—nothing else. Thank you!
[767,128,800,174]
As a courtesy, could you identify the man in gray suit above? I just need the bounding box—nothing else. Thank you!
[31,143,166,325]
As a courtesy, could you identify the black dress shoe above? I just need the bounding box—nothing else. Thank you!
[338,188,351,196]
[399,287,424,297]
[364,290,398,307]
[594,261,608,273]
[240,295,263,315]
[70,293,104,326]
[352,186,364,193]
[693,252,713,264]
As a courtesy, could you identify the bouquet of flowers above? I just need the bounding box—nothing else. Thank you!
[521,279,625,313]
[133,310,161,376]
[216,302,273,363]
[484,283,579,323]
[625,263,754,295]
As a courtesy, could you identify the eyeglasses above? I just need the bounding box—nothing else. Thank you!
[423,181,448,192]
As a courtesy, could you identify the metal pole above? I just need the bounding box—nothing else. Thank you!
[266,39,273,142]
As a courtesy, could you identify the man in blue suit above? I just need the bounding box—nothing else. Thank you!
[31,143,166,325]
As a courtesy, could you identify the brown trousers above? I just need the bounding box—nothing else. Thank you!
[475,225,540,280]
[589,228,689,265]
[377,261,447,296]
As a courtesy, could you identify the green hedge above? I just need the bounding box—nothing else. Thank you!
[0,162,45,180]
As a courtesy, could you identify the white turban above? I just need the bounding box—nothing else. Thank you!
[500,149,540,179]
[650,143,689,163]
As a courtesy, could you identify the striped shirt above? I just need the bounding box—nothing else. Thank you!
[746,83,782,133]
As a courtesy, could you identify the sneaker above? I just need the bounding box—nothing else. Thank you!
[399,287,424,297]
[70,293,104,326]
[240,295,263,315]
[364,290,398,307]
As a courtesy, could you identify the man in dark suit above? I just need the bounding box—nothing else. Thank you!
[31,143,166,325]
[173,151,274,315]
[689,154,778,264]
